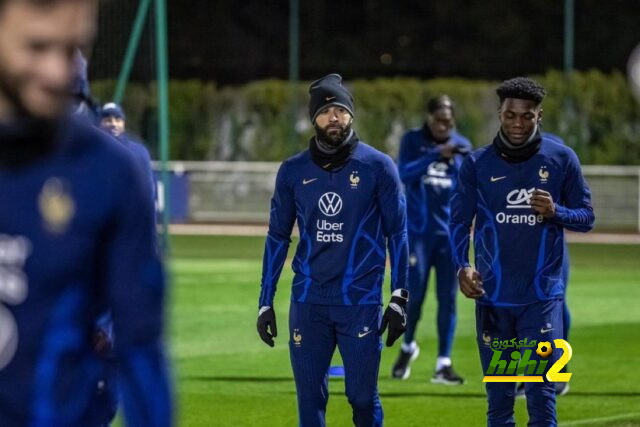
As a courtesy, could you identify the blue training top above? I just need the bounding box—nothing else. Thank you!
[0,118,171,426]
[449,135,594,307]
[117,133,156,202]
[259,140,409,307]
[397,128,471,236]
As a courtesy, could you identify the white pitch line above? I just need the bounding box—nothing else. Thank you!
[560,412,640,426]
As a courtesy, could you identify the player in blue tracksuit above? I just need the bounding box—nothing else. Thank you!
[96,102,158,425]
[100,102,156,201]
[0,1,172,426]
[450,77,594,426]
[392,95,471,384]
[257,74,409,427]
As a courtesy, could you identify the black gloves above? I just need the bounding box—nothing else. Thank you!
[257,306,277,347]
[259,292,408,348]
[379,289,409,347]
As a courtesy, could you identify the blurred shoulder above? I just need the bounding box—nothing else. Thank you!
[452,131,472,147]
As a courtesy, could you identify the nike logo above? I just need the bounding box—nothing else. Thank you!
[540,327,554,334]
[303,178,318,185]
[490,176,507,182]
[358,330,373,338]
[325,96,336,101]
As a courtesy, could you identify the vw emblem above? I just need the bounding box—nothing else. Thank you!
[318,192,343,217]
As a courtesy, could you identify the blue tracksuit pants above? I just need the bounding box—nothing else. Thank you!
[289,301,383,427]
[403,233,457,357]
[476,299,564,427]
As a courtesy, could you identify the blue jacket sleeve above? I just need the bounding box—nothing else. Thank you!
[378,155,409,292]
[259,162,296,307]
[140,146,157,203]
[106,157,172,427]
[449,155,477,270]
[551,150,595,232]
[397,132,441,183]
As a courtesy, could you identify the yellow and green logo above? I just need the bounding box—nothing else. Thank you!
[483,339,572,383]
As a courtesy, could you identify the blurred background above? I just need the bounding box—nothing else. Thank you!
[92,3,640,425]
[88,0,640,232]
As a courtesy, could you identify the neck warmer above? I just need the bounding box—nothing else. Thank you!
[492,127,542,163]
[0,117,60,168]
[422,123,450,144]
[309,130,359,171]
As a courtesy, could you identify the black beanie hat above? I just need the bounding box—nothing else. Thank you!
[308,73,355,123]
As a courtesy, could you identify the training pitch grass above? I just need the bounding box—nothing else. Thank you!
[166,235,640,426]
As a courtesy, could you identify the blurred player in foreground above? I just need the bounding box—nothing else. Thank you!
[449,77,594,426]
[257,73,409,426]
[71,49,99,123]
[0,0,172,425]
[392,95,470,384]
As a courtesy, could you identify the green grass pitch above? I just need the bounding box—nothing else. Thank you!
[166,235,640,426]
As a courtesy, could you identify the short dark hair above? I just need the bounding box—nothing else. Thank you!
[496,77,546,106]
[426,95,454,115]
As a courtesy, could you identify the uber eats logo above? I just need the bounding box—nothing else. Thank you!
[495,187,543,226]
[483,338,573,383]
[317,192,344,242]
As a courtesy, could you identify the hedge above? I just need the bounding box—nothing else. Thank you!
[90,70,640,164]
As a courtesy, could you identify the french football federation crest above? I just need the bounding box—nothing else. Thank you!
[539,166,549,184]
[349,171,360,189]
[409,254,418,267]
[482,333,492,346]
[38,178,75,234]
[293,329,302,347]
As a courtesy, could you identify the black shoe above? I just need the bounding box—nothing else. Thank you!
[515,382,526,398]
[555,381,570,395]
[554,364,570,395]
[391,345,420,380]
[431,365,465,385]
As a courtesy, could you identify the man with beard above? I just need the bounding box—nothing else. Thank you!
[0,0,172,425]
[257,73,409,426]
[392,95,470,384]
[450,77,594,426]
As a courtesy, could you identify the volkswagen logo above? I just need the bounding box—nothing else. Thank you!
[318,192,343,217]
